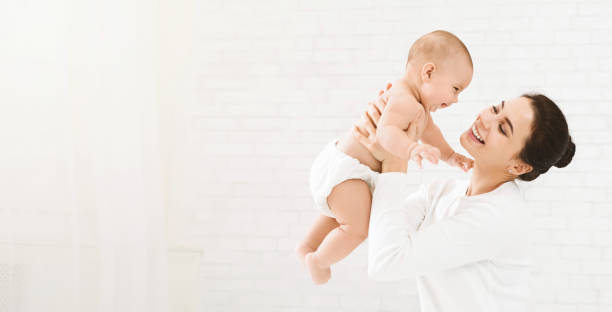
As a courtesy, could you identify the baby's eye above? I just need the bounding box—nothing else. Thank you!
[453,87,459,92]
[492,105,498,113]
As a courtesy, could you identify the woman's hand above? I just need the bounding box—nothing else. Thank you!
[354,82,447,173]
[351,83,394,162]
[352,83,409,172]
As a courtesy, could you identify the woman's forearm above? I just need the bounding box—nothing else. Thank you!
[381,157,408,173]
[368,172,427,280]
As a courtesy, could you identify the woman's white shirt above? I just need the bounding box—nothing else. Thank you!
[368,172,531,312]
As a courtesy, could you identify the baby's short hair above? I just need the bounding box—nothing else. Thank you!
[407,30,472,69]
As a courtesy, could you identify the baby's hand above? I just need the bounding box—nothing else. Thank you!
[446,152,474,172]
[408,143,441,169]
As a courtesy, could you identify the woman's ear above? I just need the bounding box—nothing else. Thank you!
[421,63,436,81]
[507,161,533,176]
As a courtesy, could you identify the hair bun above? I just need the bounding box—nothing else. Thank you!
[554,136,575,168]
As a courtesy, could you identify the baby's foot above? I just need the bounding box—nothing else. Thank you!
[305,252,331,285]
[294,243,315,266]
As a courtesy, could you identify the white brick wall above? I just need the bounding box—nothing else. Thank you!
[181,0,612,311]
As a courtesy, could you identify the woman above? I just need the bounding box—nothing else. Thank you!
[352,88,575,311]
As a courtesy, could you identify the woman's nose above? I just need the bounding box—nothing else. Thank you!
[479,111,493,129]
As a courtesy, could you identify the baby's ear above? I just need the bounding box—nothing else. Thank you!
[421,63,436,80]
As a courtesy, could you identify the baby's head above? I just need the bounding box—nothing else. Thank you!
[406,30,473,112]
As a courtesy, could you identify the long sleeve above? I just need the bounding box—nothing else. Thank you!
[368,173,519,281]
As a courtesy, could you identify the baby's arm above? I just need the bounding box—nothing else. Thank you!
[375,95,422,159]
[420,114,454,161]
[421,114,474,172]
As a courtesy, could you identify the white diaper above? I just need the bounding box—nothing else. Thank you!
[309,138,379,218]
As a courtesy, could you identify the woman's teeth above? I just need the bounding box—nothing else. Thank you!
[472,125,484,144]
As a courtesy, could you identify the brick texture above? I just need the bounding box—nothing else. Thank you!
[181,0,612,311]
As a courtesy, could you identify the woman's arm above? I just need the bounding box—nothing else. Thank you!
[354,88,521,280]
[381,157,407,173]
[367,172,428,279]
[367,177,519,280]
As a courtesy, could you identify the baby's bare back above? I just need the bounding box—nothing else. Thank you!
[338,79,426,173]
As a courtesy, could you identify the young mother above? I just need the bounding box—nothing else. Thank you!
[353,88,575,311]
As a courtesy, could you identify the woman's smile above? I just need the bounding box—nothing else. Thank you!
[468,123,485,144]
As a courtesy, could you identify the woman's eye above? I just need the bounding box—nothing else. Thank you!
[498,124,506,136]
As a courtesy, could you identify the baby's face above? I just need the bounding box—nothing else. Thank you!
[420,59,473,112]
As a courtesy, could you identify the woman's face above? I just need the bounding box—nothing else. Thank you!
[460,97,535,172]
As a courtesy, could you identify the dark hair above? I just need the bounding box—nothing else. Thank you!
[517,94,575,181]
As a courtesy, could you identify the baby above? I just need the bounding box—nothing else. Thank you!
[296,30,474,284]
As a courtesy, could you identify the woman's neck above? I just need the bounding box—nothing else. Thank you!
[466,163,513,196]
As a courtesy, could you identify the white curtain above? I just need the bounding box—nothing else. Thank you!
[0,1,169,311]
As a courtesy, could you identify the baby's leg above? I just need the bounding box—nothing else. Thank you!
[305,179,371,284]
[295,214,339,266]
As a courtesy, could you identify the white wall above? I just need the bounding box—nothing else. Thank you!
[0,1,167,311]
[1,0,610,311]
[189,0,612,311]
